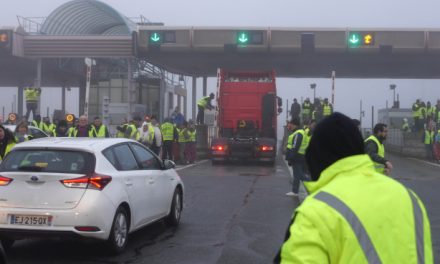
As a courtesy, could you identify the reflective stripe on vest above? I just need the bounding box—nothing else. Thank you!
[25,89,40,101]
[178,128,188,143]
[365,135,385,173]
[302,102,311,115]
[188,130,196,142]
[161,122,174,141]
[424,130,434,145]
[323,104,332,116]
[315,191,382,264]
[408,190,425,264]
[91,125,108,138]
[287,129,307,154]
[315,190,425,264]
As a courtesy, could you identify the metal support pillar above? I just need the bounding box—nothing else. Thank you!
[17,85,24,118]
[159,70,166,122]
[192,76,197,122]
[35,58,42,116]
[79,81,86,116]
[184,94,188,121]
[61,85,66,114]
[127,58,136,120]
[203,76,208,96]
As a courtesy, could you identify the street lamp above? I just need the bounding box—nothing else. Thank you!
[310,83,317,102]
[389,84,396,108]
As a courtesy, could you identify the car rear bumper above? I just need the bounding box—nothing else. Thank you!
[0,191,117,241]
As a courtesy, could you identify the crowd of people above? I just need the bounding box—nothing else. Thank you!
[290,97,334,124]
[0,106,197,165]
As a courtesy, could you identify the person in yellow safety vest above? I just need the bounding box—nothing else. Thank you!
[42,116,55,136]
[401,118,411,133]
[90,117,110,138]
[301,98,311,124]
[14,121,33,143]
[364,123,393,175]
[196,93,215,125]
[24,87,41,121]
[275,112,433,264]
[412,99,421,132]
[68,115,92,137]
[161,118,176,160]
[304,119,316,150]
[419,101,427,129]
[426,101,435,123]
[186,120,197,164]
[31,115,45,130]
[139,121,155,148]
[285,118,308,197]
[177,121,189,165]
[0,124,17,161]
[322,98,333,118]
[423,125,435,160]
[116,117,141,140]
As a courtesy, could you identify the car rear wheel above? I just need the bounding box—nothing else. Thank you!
[1,239,14,251]
[165,188,182,227]
[106,207,129,254]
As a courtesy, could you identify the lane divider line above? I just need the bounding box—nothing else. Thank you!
[406,158,440,168]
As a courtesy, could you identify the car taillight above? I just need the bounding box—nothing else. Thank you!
[259,145,274,152]
[212,145,228,151]
[0,176,13,186]
[60,174,112,191]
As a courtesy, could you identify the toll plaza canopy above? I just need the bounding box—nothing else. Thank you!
[40,0,136,35]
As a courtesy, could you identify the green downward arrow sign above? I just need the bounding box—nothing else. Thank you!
[238,33,249,43]
[349,35,359,44]
[150,32,161,42]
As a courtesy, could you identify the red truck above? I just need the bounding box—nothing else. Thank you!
[210,69,281,165]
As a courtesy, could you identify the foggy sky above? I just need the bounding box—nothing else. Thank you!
[2,0,440,127]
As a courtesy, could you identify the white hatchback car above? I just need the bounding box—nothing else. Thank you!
[0,138,184,254]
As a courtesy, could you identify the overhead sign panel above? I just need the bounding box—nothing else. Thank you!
[236,31,264,46]
[348,32,375,48]
[137,28,190,53]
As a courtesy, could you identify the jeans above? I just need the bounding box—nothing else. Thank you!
[292,161,308,194]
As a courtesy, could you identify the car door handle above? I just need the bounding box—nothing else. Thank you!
[148,178,155,184]
[125,180,133,187]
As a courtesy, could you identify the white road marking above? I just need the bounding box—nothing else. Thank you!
[176,159,209,171]
[406,158,440,168]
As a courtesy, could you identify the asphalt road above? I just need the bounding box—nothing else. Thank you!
[6,159,296,264]
[4,153,439,263]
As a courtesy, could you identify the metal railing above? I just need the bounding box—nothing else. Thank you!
[17,16,46,34]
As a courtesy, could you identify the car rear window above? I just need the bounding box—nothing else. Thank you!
[0,149,95,174]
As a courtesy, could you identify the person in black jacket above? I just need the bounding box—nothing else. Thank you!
[290,98,301,121]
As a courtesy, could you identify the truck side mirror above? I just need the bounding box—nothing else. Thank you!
[277,97,282,107]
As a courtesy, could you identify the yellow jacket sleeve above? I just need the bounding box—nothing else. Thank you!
[280,212,329,264]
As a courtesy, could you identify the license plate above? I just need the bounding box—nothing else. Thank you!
[9,215,52,226]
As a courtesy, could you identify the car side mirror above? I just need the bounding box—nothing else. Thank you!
[163,160,176,170]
